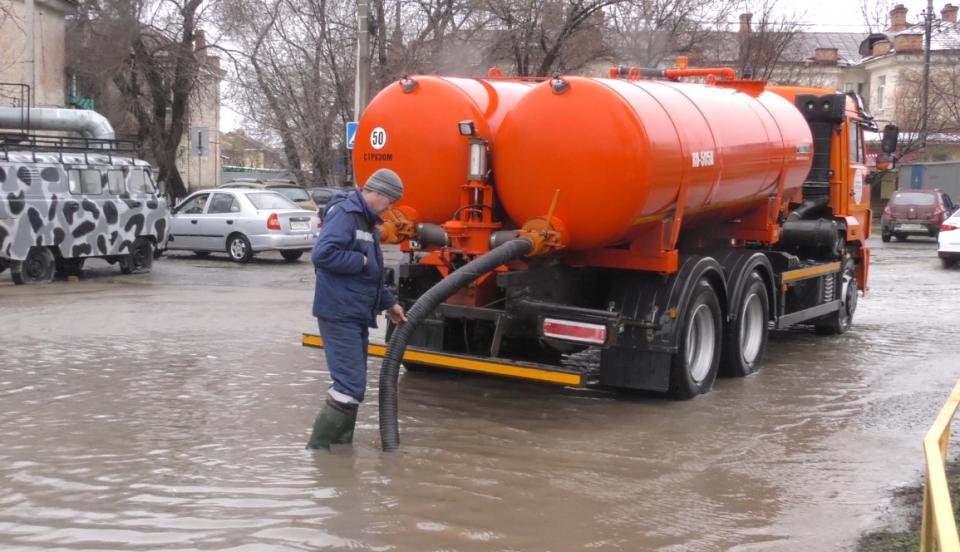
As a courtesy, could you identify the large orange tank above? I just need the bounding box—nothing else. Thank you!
[494,77,815,251]
[354,76,534,224]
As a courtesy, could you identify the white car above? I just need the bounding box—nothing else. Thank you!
[167,189,319,263]
[937,210,960,268]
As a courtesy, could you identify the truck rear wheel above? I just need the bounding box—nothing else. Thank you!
[815,257,857,335]
[670,279,722,399]
[721,271,769,377]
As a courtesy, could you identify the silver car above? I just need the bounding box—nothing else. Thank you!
[166,189,318,262]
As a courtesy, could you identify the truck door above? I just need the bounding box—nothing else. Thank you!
[846,122,870,211]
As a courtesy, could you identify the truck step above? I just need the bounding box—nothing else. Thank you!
[302,333,584,386]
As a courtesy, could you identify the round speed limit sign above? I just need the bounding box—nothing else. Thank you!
[370,127,387,150]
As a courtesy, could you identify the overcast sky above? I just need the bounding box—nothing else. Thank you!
[784,0,933,32]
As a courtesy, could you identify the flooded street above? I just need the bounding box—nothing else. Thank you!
[1,237,958,551]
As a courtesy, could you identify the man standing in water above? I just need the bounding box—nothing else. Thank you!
[307,168,407,450]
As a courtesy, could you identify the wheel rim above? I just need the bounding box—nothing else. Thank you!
[840,271,857,330]
[685,303,716,383]
[24,252,47,281]
[740,293,764,364]
[230,238,246,259]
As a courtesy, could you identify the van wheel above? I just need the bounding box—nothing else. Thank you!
[881,231,891,242]
[281,250,303,262]
[721,271,769,378]
[669,278,722,399]
[11,247,55,285]
[815,257,857,335]
[226,234,253,263]
[120,238,153,274]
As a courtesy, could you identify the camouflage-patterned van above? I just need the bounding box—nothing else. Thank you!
[0,151,170,284]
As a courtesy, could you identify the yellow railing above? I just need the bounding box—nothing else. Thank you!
[921,378,960,552]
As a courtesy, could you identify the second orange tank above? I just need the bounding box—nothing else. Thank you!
[493,76,815,251]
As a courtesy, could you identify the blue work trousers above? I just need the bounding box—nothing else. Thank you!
[317,318,370,403]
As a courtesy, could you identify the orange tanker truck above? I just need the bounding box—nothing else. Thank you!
[303,63,898,450]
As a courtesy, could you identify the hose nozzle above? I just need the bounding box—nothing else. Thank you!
[516,217,565,256]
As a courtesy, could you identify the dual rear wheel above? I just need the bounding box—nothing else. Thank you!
[669,273,770,399]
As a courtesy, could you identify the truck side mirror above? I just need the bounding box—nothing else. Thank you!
[881,124,899,154]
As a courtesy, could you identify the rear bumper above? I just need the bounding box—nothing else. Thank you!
[938,242,960,256]
[249,232,317,252]
[302,333,584,386]
[884,222,938,235]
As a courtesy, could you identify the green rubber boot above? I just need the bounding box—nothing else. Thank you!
[306,397,358,451]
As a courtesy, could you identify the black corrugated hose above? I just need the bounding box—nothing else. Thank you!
[378,238,534,451]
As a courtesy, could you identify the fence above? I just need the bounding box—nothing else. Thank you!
[921,377,960,552]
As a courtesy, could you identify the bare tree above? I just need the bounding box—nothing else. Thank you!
[736,1,805,81]
[484,0,623,76]
[221,0,357,186]
[222,0,496,185]
[68,0,218,198]
[369,0,490,85]
[892,65,960,162]
[859,0,888,34]
[606,0,736,68]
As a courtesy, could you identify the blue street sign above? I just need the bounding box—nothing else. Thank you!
[346,122,359,150]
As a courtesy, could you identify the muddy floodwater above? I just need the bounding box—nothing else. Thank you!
[1,237,958,551]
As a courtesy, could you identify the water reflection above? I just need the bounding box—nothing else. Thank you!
[0,242,956,550]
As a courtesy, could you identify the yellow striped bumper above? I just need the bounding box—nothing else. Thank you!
[302,333,583,386]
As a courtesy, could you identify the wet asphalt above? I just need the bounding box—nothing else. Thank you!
[0,237,958,551]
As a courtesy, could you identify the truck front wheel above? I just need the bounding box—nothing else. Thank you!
[670,279,722,399]
[815,258,857,335]
[721,271,769,377]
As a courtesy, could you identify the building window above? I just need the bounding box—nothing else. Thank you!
[876,76,886,110]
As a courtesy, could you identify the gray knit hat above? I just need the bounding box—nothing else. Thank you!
[364,168,404,202]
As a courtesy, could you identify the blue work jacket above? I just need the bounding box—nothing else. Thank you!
[311,189,396,327]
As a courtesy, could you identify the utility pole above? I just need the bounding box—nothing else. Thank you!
[920,0,934,160]
[354,0,370,122]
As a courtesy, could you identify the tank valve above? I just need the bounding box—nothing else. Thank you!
[516,189,566,256]
[551,74,569,94]
[517,217,566,256]
[400,76,418,93]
